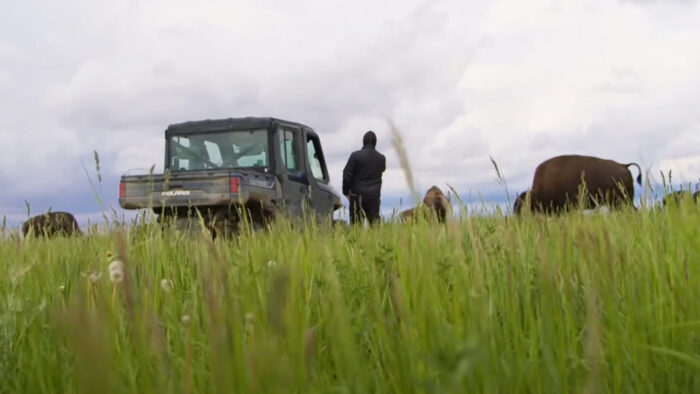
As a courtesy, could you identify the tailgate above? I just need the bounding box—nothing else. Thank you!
[119,170,234,210]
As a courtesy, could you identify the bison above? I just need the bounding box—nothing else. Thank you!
[662,190,698,207]
[514,155,642,214]
[400,186,452,222]
[22,211,82,237]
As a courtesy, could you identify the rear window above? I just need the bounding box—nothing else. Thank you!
[169,129,268,171]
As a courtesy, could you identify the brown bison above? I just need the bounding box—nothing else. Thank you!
[22,211,82,237]
[514,155,642,214]
[662,190,697,207]
[400,186,452,222]
[663,190,700,207]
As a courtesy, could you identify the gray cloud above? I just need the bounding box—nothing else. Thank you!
[2,0,700,225]
[622,0,697,4]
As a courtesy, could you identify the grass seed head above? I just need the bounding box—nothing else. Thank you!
[108,259,124,273]
[245,313,255,337]
[82,271,102,284]
[109,269,124,283]
[305,327,317,369]
[160,279,174,293]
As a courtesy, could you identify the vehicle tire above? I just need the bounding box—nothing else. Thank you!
[210,211,238,238]
[250,218,265,232]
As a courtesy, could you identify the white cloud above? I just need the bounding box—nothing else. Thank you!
[1,0,700,221]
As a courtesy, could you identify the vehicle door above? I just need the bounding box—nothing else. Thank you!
[277,125,309,218]
[303,128,336,219]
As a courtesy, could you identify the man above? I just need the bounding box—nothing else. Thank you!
[342,131,386,225]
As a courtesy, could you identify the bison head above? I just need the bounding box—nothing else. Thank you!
[422,186,451,222]
[513,191,530,215]
[399,186,452,223]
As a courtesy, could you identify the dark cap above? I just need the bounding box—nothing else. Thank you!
[363,131,377,147]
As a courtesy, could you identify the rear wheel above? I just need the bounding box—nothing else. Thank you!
[210,211,239,238]
[237,212,267,233]
[241,201,274,233]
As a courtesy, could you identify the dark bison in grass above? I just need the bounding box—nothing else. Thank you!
[22,211,82,237]
[400,186,452,222]
[514,155,642,214]
[663,190,700,207]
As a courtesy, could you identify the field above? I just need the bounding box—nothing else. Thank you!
[2,204,700,393]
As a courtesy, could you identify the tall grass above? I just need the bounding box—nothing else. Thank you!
[2,202,700,393]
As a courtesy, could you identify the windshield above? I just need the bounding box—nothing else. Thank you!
[168,129,269,171]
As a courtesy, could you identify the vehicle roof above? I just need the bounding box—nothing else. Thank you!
[165,117,314,136]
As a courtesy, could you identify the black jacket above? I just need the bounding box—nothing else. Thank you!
[342,145,386,198]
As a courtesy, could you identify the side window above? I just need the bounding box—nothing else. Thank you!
[306,136,326,181]
[203,141,223,166]
[170,136,191,170]
[279,128,297,172]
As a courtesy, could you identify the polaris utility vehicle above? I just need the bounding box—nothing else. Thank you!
[119,117,343,234]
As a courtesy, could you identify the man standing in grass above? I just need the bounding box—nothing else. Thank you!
[342,131,386,226]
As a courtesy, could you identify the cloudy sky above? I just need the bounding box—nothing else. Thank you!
[2,0,699,225]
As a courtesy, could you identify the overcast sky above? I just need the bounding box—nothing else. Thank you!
[1,0,699,225]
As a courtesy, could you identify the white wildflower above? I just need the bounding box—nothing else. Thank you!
[107,259,125,284]
[108,259,124,273]
[109,269,124,283]
[267,260,276,269]
[181,314,191,326]
[87,271,102,284]
[160,279,174,293]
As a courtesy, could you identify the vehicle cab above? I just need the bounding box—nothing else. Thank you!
[159,117,342,221]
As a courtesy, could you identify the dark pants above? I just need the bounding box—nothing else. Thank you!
[349,194,381,226]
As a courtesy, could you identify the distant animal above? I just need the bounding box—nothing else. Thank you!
[400,186,452,222]
[662,190,697,207]
[514,155,642,214]
[332,219,349,229]
[22,211,82,237]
